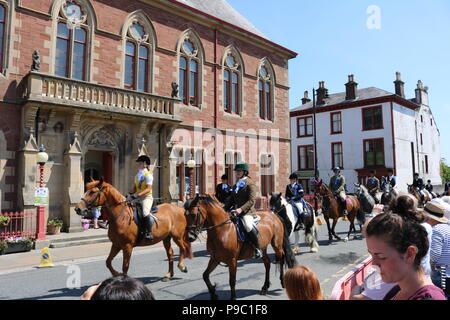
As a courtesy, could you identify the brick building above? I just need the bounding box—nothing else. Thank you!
[0,0,296,232]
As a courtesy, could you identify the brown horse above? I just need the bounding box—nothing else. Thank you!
[313,180,362,243]
[75,178,192,280]
[407,184,431,208]
[184,194,297,300]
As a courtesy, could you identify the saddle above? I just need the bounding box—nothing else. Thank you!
[133,201,158,240]
[234,216,260,242]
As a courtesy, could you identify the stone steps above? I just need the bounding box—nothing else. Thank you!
[48,229,110,249]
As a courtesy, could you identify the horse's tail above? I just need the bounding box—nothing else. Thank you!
[278,215,297,269]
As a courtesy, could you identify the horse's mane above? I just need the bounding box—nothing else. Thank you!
[359,184,369,193]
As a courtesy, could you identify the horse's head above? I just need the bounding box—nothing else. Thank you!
[269,192,284,213]
[75,177,108,217]
[313,179,327,196]
[184,194,208,242]
[354,183,362,196]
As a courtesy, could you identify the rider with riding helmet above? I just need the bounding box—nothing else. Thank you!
[129,155,154,241]
[381,168,396,191]
[329,167,348,216]
[285,172,307,229]
[215,174,232,204]
[224,162,262,259]
[366,170,380,203]
[412,173,425,202]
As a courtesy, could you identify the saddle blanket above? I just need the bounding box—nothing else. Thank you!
[236,216,260,242]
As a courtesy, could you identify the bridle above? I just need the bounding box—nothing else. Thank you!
[185,200,232,235]
[80,185,126,211]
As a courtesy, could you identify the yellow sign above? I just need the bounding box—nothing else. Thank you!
[38,247,54,268]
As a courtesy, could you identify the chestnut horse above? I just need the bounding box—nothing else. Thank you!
[407,184,431,208]
[313,180,362,243]
[75,178,192,280]
[184,194,297,300]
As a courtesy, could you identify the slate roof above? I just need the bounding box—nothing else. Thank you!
[291,87,398,112]
[173,0,267,39]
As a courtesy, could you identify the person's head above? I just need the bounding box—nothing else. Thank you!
[387,169,393,176]
[221,174,228,183]
[414,173,419,179]
[333,167,341,176]
[427,180,431,184]
[136,155,151,169]
[90,275,155,300]
[283,265,324,300]
[388,194,424,223]
[370,170,376,177]
[234,162,249,179]
[289,173,298,184]
[422,201,449,226]
[365,213,429,284]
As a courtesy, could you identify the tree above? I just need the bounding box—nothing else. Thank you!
[441,158,450,183]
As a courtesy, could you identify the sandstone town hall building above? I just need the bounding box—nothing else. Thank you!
[0,0,297,232]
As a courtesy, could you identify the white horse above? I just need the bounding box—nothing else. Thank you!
[269,193,319,254]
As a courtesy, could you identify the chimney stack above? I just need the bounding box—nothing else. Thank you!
[301,91,311,105]
[415,80,429,106]
[394,72,405,98]
[316,81,328,105]
[345,74,358,100]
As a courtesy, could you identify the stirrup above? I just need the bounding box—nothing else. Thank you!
[144,232,154,241]
[254,248,262,259]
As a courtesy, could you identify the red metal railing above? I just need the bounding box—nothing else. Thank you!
[331,257,373,300]
[0,212,37,241]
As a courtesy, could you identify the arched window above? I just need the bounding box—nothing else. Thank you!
[124,22,151,92]
[55,1,90,81]
[258,63,274,121]
[178,35,202,107]
[223,53,241,115]
[0,4,5,71]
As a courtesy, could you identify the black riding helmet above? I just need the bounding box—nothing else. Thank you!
[221,174,228,180]
[289,173,298,180]
[136,155,151,166]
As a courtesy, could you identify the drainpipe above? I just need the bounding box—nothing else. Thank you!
[213,28,218,187]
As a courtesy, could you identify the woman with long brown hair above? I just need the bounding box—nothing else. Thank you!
[283,265,325,300]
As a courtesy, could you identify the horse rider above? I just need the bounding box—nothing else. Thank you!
[425,180,436,198]
[444,180,450,196]
[366,170,380,203]
[285,173,307,229]
[224,162,262,259]
[215,174,232,204]
[381,168,397,191]
[412,173,425,202]
[128,155,154,241]
[329,167,348,216]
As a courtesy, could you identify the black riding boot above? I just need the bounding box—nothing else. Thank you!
[341,200,348,216]
[143,215,154,241]
[247,228,262,259]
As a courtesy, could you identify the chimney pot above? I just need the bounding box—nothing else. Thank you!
[345,74,358,100]
[301,91,311,105]
[394,71,405,98]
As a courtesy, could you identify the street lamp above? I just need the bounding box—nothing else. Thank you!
[36,145,48,240]
[187,158,196,199]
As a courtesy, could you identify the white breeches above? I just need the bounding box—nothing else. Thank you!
[141,194,153,217]
[242,214,259,232]
[293,201,304,213]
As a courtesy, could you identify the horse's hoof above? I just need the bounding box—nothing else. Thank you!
[293,246,301,254]
[161,277,171,282]
[211,294,219,300]
[260,288,268,295]
[310,247,318,253]
[178,266,188,273]
[344,237,349,242]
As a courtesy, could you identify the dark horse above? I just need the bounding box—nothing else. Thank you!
[313,180,362,243]
[75,178,192,280]
[407,184,431,208]
[184,194,297,300]
[269,193,319,253]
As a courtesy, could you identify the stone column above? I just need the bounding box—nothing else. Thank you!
[63,134,84,233]
[160,124,179,205]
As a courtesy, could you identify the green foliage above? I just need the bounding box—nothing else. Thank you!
[0,241,7,251]
[441,159,450,183]
[47,219,63,227]
[0,215,10,226]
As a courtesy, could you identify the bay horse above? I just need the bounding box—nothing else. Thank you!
[75,178,192,280]
[313,180,362,243]
[407,184,431,207]
[269,193,319,254]
[184,194,297,300]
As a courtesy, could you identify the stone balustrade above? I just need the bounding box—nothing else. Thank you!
[25,72,181,121]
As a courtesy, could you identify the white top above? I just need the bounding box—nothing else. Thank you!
[136,168,153,185]
[421,222,433,276]
[361,268,397,300]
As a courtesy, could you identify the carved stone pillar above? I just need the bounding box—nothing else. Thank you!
[160,124,179,204]
[63,134,84,233]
